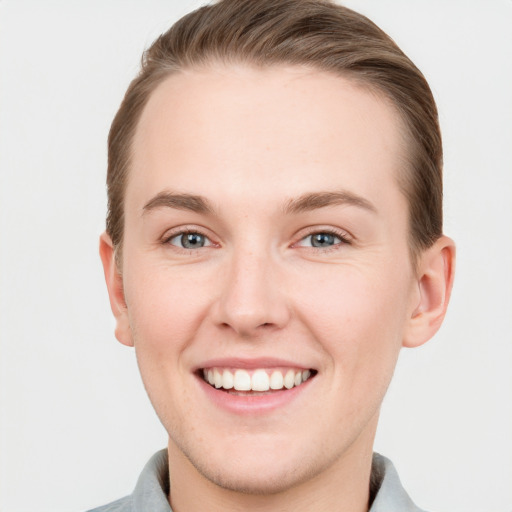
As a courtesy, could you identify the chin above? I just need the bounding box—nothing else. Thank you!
[192,455,320,495]
[172,431,338,496]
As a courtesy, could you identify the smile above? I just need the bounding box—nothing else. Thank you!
[202,367,314,392]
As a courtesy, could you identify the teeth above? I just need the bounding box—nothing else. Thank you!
[233,369,251,391]
[269,371,284,390]
[222,369,234,389]
[202,367,313,392]
[284,369,295,389]
[214,369,222,388]
[251,370,270,391]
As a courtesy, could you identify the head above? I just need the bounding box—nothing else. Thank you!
[106,0,443,265]
[100,0,455,502]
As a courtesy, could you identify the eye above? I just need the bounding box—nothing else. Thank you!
[297,231,348,249]
[168,231,212,249]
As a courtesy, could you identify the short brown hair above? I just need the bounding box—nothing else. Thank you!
[107,0,443,261]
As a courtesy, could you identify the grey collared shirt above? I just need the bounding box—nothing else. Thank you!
[87,450,426,512]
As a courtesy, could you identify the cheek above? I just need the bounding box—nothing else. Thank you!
[123,263,214,425]
[292,264,409,370]
[123,261,214,354]
[285,266,409,436]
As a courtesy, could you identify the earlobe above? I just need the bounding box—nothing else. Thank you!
[403,236,456,348]
[99,232,134,347]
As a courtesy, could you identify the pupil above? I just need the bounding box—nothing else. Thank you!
[183,233,204,248]
[312,233,334,247]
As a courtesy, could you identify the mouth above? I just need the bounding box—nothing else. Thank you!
[200,367,317,395]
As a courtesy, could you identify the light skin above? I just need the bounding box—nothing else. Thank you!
[100,65,455,512]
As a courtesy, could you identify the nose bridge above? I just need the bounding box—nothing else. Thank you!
[215,241,289,336]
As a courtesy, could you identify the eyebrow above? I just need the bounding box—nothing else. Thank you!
[143,191,214,215]
[142,189,377,216]
[283,190,377,215]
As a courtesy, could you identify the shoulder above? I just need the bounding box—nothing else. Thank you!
[370,453,428,512]
[85,495,132,512]
[84,450,170,512]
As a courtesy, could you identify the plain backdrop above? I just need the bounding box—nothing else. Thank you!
[1,1,511,511]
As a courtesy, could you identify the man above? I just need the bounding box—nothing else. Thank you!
[95,1,455,510]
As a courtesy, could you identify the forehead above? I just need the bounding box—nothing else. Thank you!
[129,65,406,213]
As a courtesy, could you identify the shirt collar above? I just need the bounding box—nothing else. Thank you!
[128,450,425,512]
[369,453,426,512]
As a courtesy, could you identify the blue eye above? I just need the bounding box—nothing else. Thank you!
[168,232,211,249]
[310,232,340,247]
[299,232,345,248]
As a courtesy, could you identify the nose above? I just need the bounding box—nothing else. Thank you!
[212,248,291,338]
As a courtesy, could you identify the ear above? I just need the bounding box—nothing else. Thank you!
[99,232,134,347]
[403,236,456,348]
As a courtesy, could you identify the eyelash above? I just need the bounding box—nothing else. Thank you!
[161,227,352,252]
[162,227,215,252]
[294,228,352,252]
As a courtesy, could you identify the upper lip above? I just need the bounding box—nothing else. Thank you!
[194,357,315,371]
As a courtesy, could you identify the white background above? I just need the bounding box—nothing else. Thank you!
[1,1,511,511]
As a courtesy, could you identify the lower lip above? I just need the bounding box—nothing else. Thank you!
[196,374,314,415]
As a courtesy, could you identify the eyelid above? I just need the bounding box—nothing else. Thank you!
[160,224,352,251]
[168,232,213,248]
[161,225,219,248]
[292,226,353,249]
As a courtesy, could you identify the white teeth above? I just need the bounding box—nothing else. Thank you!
[222,369,234,389]
[269,371,284,390]
[284,369,295,389]
[214,369,222,388]
[233,369,251,391]
[251,370,270,391]
[202,367,313,391]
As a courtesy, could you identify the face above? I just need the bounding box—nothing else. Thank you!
[112,66,422,493]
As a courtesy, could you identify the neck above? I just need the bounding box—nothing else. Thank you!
[167,418,377,512]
